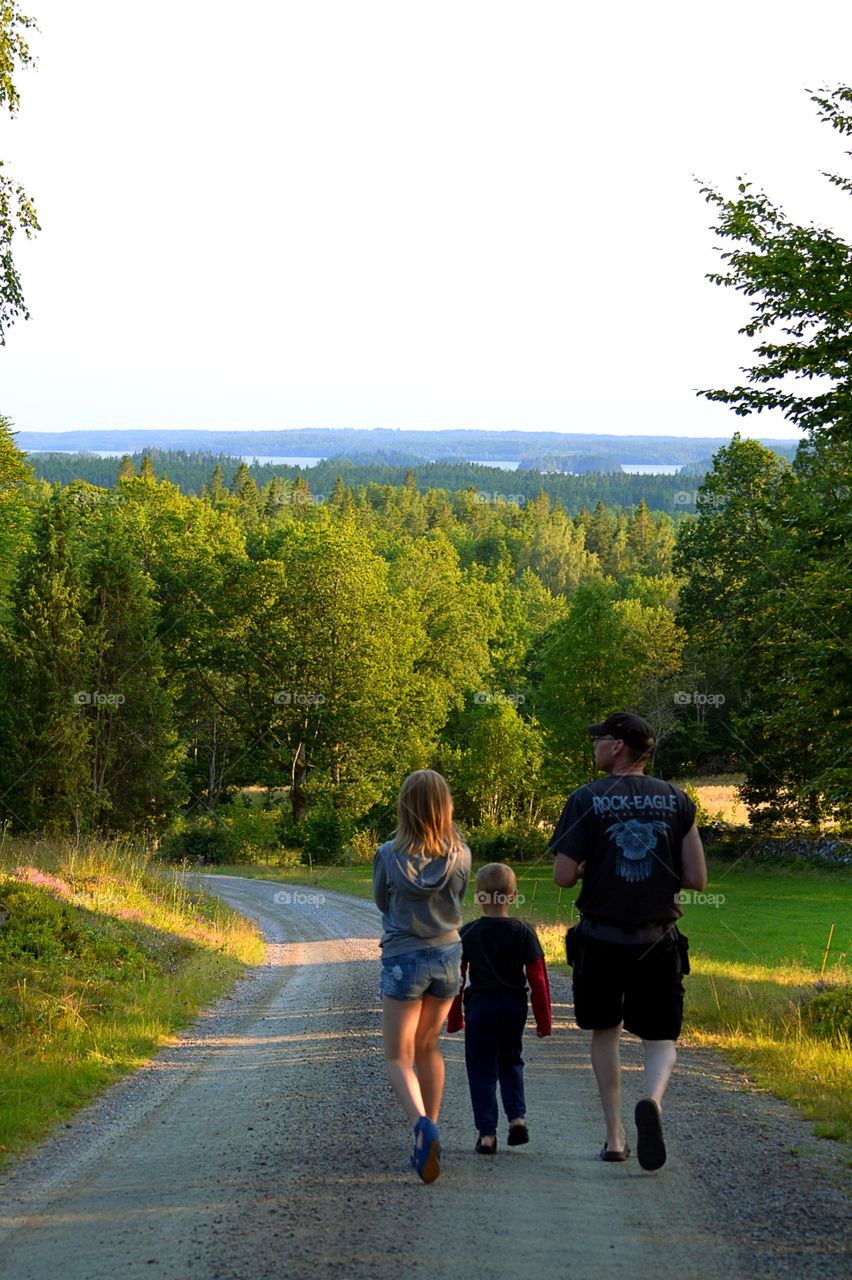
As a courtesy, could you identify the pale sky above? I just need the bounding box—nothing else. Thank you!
[2,0,850,440]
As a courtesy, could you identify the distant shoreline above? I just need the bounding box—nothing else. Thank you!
[23,449,688,475]
[14,427,800,471]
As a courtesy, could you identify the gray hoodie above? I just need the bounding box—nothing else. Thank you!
[373,837,471,958]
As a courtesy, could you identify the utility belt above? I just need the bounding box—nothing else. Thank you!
[577,917,676,945]
[565,916,690,974]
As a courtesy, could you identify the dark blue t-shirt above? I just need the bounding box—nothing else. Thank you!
[548,774,696,926]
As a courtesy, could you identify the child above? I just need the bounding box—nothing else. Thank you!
[447,862,552,1153]
[373,769,471,1183]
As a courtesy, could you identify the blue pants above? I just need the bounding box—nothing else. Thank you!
[463,991,528,1136]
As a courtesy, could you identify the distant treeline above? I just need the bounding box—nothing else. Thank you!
[16,426,801,467]
[27,449,714,515]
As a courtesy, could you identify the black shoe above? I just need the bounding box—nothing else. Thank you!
[635,1098,666,1170]
[507,1121,529,1146]
[475,1135,497,1154]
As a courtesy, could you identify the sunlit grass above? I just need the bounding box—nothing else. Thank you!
[0,835,264,1164]
[672,773,748,825]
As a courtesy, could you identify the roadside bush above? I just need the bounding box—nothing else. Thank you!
[277,809,307,850]
[159,805,290,865]
[464,822,549,864]
[0,880,143,974]
[347,827,379,865]
[220,804,281,864]
[303,806,356,865]
[801,984,852,1045]
[158,815,238,865]
[0,880,83,961]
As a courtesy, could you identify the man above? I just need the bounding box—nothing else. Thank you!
[550,711,707,1170]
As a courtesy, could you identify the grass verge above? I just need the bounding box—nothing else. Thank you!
[0,836,264,1167]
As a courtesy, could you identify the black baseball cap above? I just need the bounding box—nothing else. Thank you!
[587,712,655,751]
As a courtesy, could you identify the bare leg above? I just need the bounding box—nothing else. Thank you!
[382,995,427,1124]
[591,1024,627,1151]
[635,1039,676,1170]
[642,1039,677,1106]
[414,994,453,1122]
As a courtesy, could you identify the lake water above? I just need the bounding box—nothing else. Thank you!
[27,449,683,475]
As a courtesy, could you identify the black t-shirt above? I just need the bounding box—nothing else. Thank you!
[548,774,696,926]
[459,917,544,997]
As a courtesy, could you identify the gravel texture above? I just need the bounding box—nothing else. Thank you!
[0,875,847,1280]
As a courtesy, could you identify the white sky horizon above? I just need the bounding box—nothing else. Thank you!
[3,1,850,442]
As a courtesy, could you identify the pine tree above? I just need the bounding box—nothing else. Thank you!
[81,511,185,832]
[0,489,94,834]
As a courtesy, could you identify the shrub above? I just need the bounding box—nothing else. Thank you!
[464,822,549,864]
[220,805,281,864]
[158,815,238,865]
[277,809,307,851]
[347,827,379,866]
[0,880,143,974]
[801,984,852,1044]
[303,806,356,865]
[0,880,82,961]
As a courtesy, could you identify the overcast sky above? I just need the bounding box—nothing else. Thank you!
[1,0,850,440]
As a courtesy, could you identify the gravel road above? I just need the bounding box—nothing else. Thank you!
[0,875,848,1280]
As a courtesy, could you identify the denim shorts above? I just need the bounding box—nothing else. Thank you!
[379,942,462,1001]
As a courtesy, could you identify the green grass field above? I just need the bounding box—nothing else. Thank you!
[208,858,850,972]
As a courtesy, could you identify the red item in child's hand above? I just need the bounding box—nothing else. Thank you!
[525,955,553,1036]
[446,993,465,1032]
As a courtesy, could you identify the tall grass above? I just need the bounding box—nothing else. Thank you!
[0,833,264,1164]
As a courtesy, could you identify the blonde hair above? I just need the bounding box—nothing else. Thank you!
[474,862,517,905]
[394,769,462,859]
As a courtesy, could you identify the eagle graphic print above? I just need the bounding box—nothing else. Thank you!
[606,819,671,884]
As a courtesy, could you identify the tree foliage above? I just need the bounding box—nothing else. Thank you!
[698,84,852,442]
[0,2,39,342]
[676,85,852,823]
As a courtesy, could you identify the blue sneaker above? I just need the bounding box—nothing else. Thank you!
[411,1116,441,1183]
